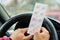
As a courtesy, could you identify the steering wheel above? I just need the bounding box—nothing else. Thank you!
[0,13,58,40]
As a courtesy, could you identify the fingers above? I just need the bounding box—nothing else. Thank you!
[16,28,28,34]
[33,27,49,36]
[23,35,33,40]
[34,32,40,37]
[40,27,50,38]
[41,27,49,34]
[33,27,40,39]
[20,28,28,34]
[33,27,49,34]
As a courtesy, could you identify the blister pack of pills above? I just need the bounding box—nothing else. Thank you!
[28,3,48,35]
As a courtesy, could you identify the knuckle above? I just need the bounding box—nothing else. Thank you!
[45,31,49,34]
[17,28,21,30]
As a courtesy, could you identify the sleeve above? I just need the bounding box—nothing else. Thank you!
[0,37,11,40]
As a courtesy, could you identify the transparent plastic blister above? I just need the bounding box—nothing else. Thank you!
[28,3,48,35]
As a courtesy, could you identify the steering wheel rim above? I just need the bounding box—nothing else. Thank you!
[0,13,58,40]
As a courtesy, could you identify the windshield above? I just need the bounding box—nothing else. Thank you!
[0,0,60,21]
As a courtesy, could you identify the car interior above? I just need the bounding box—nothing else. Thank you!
[0,0,60,40]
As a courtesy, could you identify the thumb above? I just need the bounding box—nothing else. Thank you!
[34,32,41,40]
[34,32,40,38]
[23,35,33,40]
[33,27,39,37]
[41,27,49,33]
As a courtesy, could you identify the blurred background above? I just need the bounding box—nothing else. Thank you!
[0,0,60,20]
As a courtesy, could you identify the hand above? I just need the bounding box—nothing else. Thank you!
[34,27,50,40]
[10,28,32,40]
